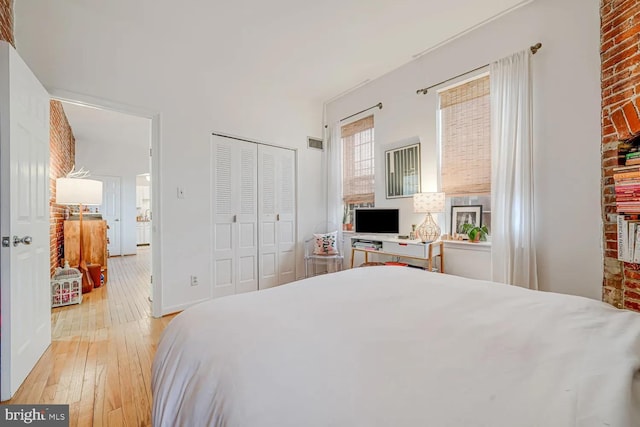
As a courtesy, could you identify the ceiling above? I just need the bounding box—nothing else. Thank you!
[61,102,151,152]
[31,0,532,149]
[17,0,532,105]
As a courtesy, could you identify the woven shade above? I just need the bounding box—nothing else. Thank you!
[342,115,375,205]
[440,75,491,196]
[413,192,445,213]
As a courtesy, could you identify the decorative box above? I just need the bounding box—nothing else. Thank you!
[51,261,82,308]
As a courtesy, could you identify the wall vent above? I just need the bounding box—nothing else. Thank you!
[307,137,323,150]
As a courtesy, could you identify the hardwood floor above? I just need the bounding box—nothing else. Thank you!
[3,247,177,426]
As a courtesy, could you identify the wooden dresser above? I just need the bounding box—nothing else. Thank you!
[64,219,108,285]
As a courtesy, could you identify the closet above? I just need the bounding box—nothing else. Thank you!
[211,134,296,298]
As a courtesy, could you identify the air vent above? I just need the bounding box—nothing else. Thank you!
[307,137,323,150]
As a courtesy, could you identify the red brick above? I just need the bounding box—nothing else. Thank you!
[624,299,640,311]
[603,89,636,111]
[605,276,623,289]
[603,134,620,145]
[602,44,640,70]
[49,100,75,276]
[605,222,618,233]
[603,148,618,160]
[603,156,621,168]
[602,0,640,31]
[0,0,13,46]
[623,101,640,134]
[625,269,640,280]
[610,108,631,140]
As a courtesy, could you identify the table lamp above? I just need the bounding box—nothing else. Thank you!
[56,177,103,293]
[413,192,445,243]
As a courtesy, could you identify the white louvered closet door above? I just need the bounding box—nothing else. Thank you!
[258,145,296,289]
[211,136,258,298]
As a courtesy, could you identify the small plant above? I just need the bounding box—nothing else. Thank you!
[461,223,489,242]
[342,205,353,231]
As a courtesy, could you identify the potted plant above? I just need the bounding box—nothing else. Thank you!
[343,205,353,231]
[461,223,489,242]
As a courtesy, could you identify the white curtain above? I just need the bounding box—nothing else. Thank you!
[326,121,343,234]
[490,50,538,290]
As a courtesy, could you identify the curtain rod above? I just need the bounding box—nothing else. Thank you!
[415,42,542,95]
[340,102,383,122]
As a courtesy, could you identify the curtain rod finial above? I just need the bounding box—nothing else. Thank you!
[416,88,428,95]
[377,102,383,109]
[530,42,542,54]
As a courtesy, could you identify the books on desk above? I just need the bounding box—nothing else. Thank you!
[353,241,382,250]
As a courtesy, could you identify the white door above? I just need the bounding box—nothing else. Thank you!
[94,175,121,256]
[276,148,296,284]
[0,42,52,400]
[258,145,296,289]
[211,135,258,298]
[258,146,278,289]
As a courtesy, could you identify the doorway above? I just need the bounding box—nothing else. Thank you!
[51,92,161,317]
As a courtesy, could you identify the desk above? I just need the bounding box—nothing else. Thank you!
[350,236,444,273]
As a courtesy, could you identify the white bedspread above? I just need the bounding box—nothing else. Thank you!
[152,267,640,427]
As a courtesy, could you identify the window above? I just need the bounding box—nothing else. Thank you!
[342,115,375,225]
[439,74,491,233]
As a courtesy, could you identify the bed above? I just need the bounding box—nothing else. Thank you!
[152,266,640,426]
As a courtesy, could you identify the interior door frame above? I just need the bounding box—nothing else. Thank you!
[50,89,164,318]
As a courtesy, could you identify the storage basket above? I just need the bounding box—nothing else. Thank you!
[51,261,82,308]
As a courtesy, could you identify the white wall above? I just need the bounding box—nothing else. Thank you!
[326,0,602,299]
[75,134,150,256]
[14,4,325,314]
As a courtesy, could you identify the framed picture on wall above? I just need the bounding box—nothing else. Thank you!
[385,143,421,198]
[451,205,482,235]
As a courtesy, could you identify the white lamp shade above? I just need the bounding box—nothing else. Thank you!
[56,178,103,205]
[413,192,445,213]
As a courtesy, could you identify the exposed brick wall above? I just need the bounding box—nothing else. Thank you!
[50,101,75,276]
[0,0,13,47]
[601,0,640,311]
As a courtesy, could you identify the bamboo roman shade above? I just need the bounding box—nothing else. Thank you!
[440,75,491,196]
[342,115,375,204]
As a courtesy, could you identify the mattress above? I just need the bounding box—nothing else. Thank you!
[152,266,640,426]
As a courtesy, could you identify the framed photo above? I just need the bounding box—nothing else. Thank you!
[385,143,421,199]
[451,205,483,235]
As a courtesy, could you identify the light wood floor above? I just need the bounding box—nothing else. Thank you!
[2,247,177,426]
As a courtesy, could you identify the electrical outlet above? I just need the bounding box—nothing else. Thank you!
[190,275,199,286]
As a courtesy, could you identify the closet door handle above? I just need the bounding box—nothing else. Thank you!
[233,215,237,223]
[276,214,280,221]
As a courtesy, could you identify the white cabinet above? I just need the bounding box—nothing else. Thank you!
[211,135,296,298]
[136,221,151,245]
[443,241,491,280]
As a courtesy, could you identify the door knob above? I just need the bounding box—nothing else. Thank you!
[115,219,120,222]
[13,235,32,246]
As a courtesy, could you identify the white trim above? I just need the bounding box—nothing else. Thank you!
[443,240,491,253]
[411,0,534,59]
[48,88,164,318]
[162,298,211,317]
[211,131,297,152]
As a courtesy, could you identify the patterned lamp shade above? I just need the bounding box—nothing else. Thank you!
[413,192,445,243]
[413,192,445,213]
